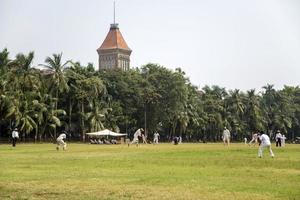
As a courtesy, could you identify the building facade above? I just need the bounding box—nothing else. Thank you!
[97,23,132,70]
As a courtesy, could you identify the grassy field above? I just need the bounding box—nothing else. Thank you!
[0,143,299,200]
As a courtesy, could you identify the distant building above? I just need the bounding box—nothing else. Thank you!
[97,23,132,71]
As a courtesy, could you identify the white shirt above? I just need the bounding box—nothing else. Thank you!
[154,132,160,139]
[12,130,19,138]
[223,129,230,137]
[133,129,142,139]
[57,133,66,141]
[259,134,271,146]
[275,133,282,140]
[282,135,286,140]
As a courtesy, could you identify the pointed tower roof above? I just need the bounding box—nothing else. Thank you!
[97,24,131,52]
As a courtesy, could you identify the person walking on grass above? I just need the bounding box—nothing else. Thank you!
[275,130,282,147]
[11,128,19,147]
[222,127,231,146]
[258,131,274,158]
[56,132,67,151]
[281,134,287,147]
[153,131,160,144]
[130,128,143,146]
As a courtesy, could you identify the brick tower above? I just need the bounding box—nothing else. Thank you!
[97,3,131,71]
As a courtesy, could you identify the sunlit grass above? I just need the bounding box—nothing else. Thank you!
[0,143,299,200]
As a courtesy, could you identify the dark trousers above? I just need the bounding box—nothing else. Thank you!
[12,137,17,147]
[276,138,281,147]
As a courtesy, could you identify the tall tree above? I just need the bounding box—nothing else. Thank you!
[39,53,69,138]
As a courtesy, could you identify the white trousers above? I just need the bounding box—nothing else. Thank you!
[153,138,158,144]
[57,139,67,150]
[130,137,139,145]
[223,135,230,145]
[258,144,274,157]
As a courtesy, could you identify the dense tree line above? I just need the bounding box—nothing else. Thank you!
[0,48,300,142]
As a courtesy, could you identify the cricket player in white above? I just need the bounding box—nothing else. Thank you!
[11,128,19,147]
[56,133,67,150]
[244,137,248,145]
[248,132,258,146]
[153,132,160,144]
[222,127,230,146]
[258,132,274,158]
[130,128,143,146]
[281,134,286,147]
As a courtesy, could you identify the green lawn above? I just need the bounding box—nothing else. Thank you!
[0,143,299,200]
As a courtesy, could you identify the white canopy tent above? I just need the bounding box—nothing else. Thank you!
[85,129,127,137]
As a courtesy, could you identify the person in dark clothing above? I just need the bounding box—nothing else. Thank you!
[173,136,179,145]
[275,130,282,147]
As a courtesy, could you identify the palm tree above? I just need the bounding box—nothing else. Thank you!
[224,89,246,140]
[86,103,107,132]
[245,89,266,132]
[69,64,106,141]
[39,53,69,138]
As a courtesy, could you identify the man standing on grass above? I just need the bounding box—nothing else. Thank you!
[130,128,143,146]
[281,134,287,147]
[244,137,248,145]
[11,128,19,147]
[56,132,67,151]
[258,131,274,158]
[222,127,230,146]
[275,130,282,147]
[153,131,160,144]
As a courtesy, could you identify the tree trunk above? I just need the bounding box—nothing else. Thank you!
[54,89,58,139]
[69,99,73,139]
[22,132,25,143]
[81,101,85,142]
[34,127,38,143]
[144,104,147,138]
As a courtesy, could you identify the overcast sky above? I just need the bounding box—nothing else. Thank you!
[1,0,300,91]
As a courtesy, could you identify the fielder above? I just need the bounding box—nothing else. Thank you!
[153,132,160,144]
[222,127,231,146]
[258,131,274,158]
[244,137,248,145]
[11,128,19,147]
[56,132,67,150]
[281,134,287,147]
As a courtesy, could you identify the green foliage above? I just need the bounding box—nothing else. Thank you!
[1,48,300,141]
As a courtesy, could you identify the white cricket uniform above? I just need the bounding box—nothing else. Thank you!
[56,133,67,150]
[223,129,230,145]
[281,135,286,147]
[131,129,142,145]
[244,138,248,145]
[12,130,19,138]
[258,134,274,158]
[153,132,160,144]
